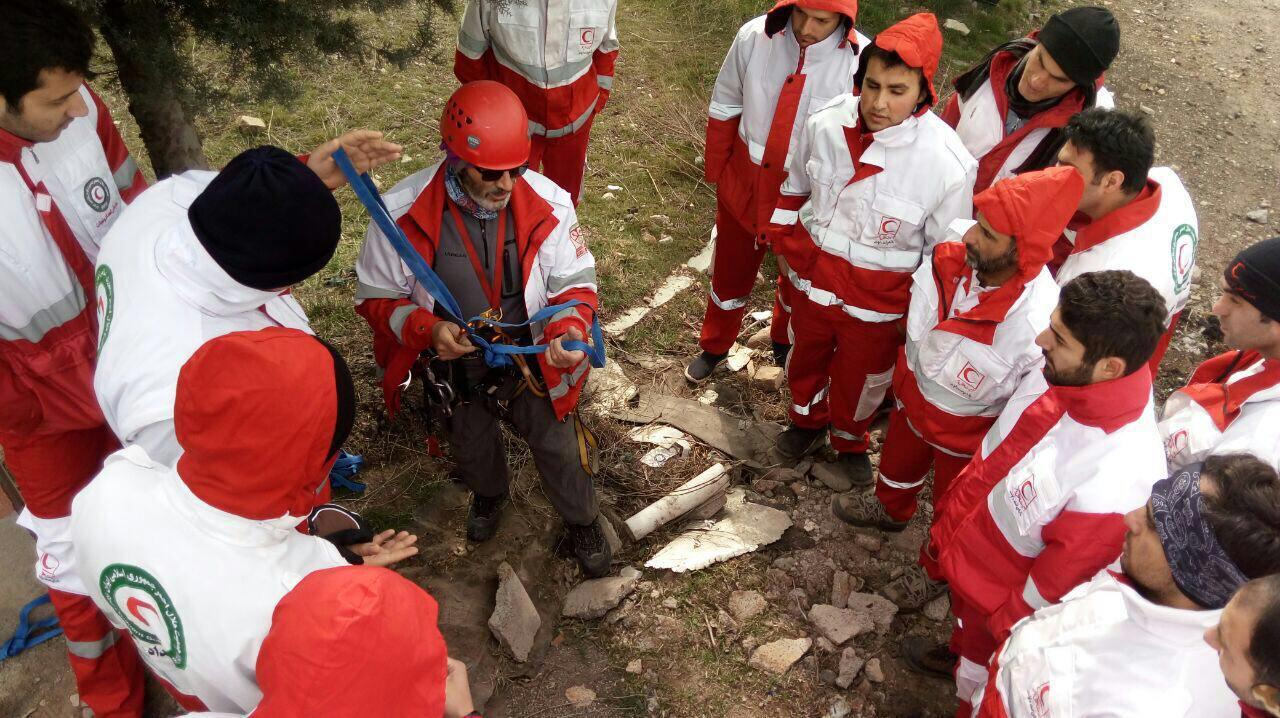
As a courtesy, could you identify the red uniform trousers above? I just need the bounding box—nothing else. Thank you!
[528,114,596,206]
[1,425,145,718]
[875,407,973,522]
[949,592,1002,718]
[786,301,903,453]
[698,193,795,355]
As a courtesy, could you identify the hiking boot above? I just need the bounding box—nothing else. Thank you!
[831,490,907,532]
[771,341,791,367]
[466,493,506,543]
[901,635,958,679]
[684,351,727,384]
[568,520,613,578]
[834,451,874,488]
[879,564,947,613]
[775,424,827,459]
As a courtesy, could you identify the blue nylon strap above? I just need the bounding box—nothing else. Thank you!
[0,594,63,661]
[328,450,367,494]
[332,150,606,370]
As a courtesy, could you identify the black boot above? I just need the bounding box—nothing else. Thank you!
[466,493,506,543]
[568,519,612,578]
[771,341,791,367]
[775,424,827,459]
[901,635,958,678]
[684,351,727,384]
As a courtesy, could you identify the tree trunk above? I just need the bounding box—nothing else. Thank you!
[98,0,209,178]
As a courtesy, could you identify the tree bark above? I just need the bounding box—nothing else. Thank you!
[98,0,209,178]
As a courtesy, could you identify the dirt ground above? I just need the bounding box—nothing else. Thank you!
[3,0,1278,715]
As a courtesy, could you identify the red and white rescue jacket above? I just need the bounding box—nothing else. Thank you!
[70,446,348,714]
[1053,167,1198,367]
[454,0,619,139]
[354,161,597,420]
[1160,350,1280,472]
[974,570,1237,718]
[0,84,146,439]
[769,95,976,323]
[897,235,1059,457]
[93,172,313,466]
[932,367,1166,642]
[705,0,868,235]
[940,37,1114,194]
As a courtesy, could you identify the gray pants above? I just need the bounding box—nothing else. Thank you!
[447,361,599,526]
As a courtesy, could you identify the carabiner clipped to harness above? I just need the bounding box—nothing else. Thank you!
[331,149,607,371]
[0,594,63,661]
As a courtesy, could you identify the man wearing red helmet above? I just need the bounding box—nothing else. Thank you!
[684,0,869,381]
[355,81,610,577]
[454,0,618,206]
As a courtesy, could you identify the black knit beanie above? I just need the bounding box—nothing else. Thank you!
[1225,237,1280,322]
[189,146,341,291]
[1038,7,1120,87]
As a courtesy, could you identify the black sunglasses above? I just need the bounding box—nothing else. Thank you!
[475,164,529,182]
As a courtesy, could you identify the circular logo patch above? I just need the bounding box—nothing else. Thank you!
[83,177,111,212]
[1170,223,1197,294]
[95,265,114,347]
[100,563,187,669]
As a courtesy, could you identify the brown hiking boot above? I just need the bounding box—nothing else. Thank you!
[775,424,827,459]
[879,564,947,613]
[901,635,958,678]
[831,490,907,532]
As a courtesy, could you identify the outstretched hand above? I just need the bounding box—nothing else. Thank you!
[348,529,418,567]
[307,130,403,190]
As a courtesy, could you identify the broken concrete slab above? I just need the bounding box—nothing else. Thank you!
[604,273,697,336]
[749,637,812,675]
[583,361,639,413]
[808,604,873,645]
[837,647,865,689]
[562,566,641,620]
[728,590,767,622]
[645,489,792,572]
[686,232,715,274]
[625,463,730,540]
[487,562,541,662]
[809,462,853,492]
[845,592,899,635]
[614,391,784,462]
[726,343,753,372]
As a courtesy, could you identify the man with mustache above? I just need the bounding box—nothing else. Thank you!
[925,270,1168,714]
[354,81,609,577]
[831,167,1082,612]
[685,0,868,381]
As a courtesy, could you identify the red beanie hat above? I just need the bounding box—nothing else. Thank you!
[974,165,1086,277]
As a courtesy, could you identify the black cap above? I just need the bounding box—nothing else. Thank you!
[1038,6,1120,87]
[189,146,341,291]
[1225,237,1280,322]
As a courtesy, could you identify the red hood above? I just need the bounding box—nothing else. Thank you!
[860,13,942,109]
[253,566,448,717]
[764,0,861,48]
[175,328,343,520]
[975,165,1085,279]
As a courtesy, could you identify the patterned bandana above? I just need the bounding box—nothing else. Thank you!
[1150,463,1249,609]
[443,146,498,221]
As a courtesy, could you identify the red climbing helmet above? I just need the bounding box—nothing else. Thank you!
[440,81,531,170]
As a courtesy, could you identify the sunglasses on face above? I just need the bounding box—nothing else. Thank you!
[474,164,529,182]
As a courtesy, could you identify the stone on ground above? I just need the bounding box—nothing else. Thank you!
[830,570,853,609]
[943,18,971,34]
[729,589,768,622]
[565,685,596,708]
[865,657,885,683]
[845,591,899,634]
[827,697,853,718]
[487,562,541,662]
[923,594,951,622]
[748,637,812,675]
[626,659,643,674]
[236,115,266,134]
[562,566,641,619]
[810,462,853,492]
[750,365,785,390]
[808,604,873,645]
[837,647,865,689]
[746,326,772,349]
[1247,208,1270,224]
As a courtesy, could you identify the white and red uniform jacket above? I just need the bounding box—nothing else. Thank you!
[769,94,976,322]
[940,36,1114,194]
[897,236,1059,456]
[455,0,619,140]
[932,366,1166,641]
[1160,350,1280,472]
[71,447,347,713]
[93,172,314,466]
[705,0,868,232]
[974,570,1237,718]
[1053,167,1198,366]
[354,162,597,420]
[0,84,146,441]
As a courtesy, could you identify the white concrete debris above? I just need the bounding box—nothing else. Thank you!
[645,489,792,572]
[584,361,639,413]
[749,637,812,675]
[726,343,753,372]
[487,562,541,662]
[562,566,642,620]
[944,18,971,34]
[625,464,731,540]
[603,273,697,336]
